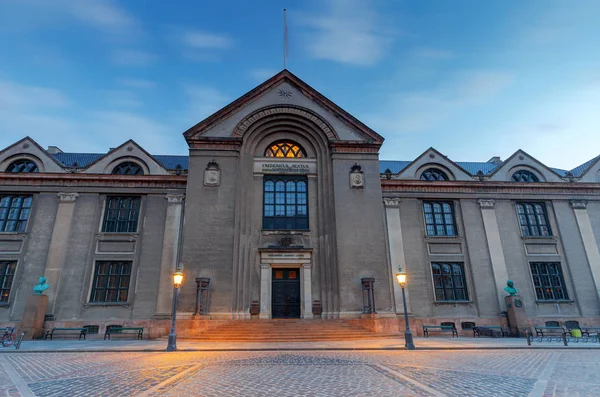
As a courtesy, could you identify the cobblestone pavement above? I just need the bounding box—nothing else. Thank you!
[0,350,598,396]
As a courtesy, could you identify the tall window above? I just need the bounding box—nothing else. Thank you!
[420,168,449,181]
[516,202,551,237]
[530,262,568,301]
[0,261,16,303]
[511,170,539,182]
[265,140,306,158]
[101,197,141,233]
[6,159,39,173]
[432,262,468,301]
[0,195,33,232]
[423,201,457,236]
[90,261,132,303]
[112,162,144,175]
[263,176,308,230]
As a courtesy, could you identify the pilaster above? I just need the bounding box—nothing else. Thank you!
[259,263,271,319]
[302,263,313,319]
[44,192,79,316]
[570,200,600,300]
[383,198,411,314]
[154,194,185,318]
[478,199,509,310]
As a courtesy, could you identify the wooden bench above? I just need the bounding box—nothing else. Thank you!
[579,327,600,337]
[473,326,508,338]
[45,327,87,340]
[534,326,565,337]
[104,327,143,340]
[423,325,458,337]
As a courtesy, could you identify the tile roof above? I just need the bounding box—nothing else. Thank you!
[50,152,593,178]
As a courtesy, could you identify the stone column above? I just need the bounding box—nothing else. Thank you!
[478,199,510,310]
[259,263,271,319]
[383,198,411,314]
[302,263,313,319]
[44,192,79,316]
[571,200,600,300]
[154,194,185,318]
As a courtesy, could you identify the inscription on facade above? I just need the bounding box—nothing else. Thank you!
[254,160,317,174]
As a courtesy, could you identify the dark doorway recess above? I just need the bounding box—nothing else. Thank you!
[272,268,301,318]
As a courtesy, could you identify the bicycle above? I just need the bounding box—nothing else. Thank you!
[1,327,15,347]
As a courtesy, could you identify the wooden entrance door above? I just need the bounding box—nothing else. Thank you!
[272,268,301,318]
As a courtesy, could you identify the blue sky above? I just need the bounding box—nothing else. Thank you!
[1,0,599,169]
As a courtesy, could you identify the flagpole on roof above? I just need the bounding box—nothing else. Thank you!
[283,8,287,69]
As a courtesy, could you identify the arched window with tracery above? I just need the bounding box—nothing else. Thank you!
[112,162,144,175]
[6,159,39,173]
[420,168,448,181]
[511,170,539,182]
[264,140,306,158]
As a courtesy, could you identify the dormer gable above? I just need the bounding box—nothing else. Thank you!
[486,149,563,182]
[83,140,169,175]
[393,148,473,181]
[0,137,66,173]
[575,155,600,183]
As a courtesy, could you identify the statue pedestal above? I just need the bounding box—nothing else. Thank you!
[505,295,528,337]
[18,295,48,340]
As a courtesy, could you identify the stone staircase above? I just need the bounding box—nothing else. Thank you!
[181,319,401,342]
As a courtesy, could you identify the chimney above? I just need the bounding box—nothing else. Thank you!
[487,156,502,165]
[46,146,63,154]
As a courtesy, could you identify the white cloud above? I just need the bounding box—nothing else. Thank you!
[412,48,454,60]
[118,79,157,89]
[248,69,279,82]
[365,70,514,133]
[101,90,143,108]
[184,86,229,123]
[112,50,156,66]
[68,0,136,32]
[183,31,233,49]
[0,81,70,109]
[300,0,394,66]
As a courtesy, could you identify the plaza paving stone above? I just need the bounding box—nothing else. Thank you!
[0,350,598,396]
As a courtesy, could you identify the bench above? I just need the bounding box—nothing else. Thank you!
[473,326,508,338]
[423,325,458,337]
[104,327,143,340]
[579,327,600,337]
[45,327,87,340]
[534,326,565,338]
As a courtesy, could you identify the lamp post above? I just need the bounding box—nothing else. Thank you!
[395,266,415,350]
[166,268,184,352]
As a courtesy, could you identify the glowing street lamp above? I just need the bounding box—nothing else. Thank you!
[166,267,184,352]
[395,266,415,350]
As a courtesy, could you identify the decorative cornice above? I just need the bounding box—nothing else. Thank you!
[0,173,187,189]
[165,194,185,204]
[383,198,401,207]
[302,263,312,269]
[381,179,600,195]
[478,199,496,209]
[260,263,270,269]
[329,142,381,153]
[570,200,588,209]
[57,192,79,202]
[187,137,243,151]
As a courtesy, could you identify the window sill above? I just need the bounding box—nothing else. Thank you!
[262,230,310,236]
[433,300,472,305]
[535,300,574,305]
[0,233,27,239]
[96,233,139,241]
[521,236,556,241]
[84,302,130,308]
[425,235,462,241]
[0,303,10,308]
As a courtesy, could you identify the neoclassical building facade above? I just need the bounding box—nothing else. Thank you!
[1,70,600,337]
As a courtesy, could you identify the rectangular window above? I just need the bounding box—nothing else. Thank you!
[423,201,457,236]
[0,195,33,233]
[101,197,141,233]
[516,202,551,237]
[530,262,568,301]
[263,176,308,230]
[0,261,16,303]
[90,261,132,303]
[432,262,468,301]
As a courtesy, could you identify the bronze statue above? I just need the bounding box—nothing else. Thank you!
[504,280,518,296]
[33,276,49,295]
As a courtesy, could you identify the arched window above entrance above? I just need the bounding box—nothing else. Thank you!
[264,140,306,158]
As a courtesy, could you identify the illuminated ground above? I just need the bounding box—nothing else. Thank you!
[0,349,596,396]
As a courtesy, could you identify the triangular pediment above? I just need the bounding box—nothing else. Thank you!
[395,148,473,181]
[573,155,600,182]
[183,70,383,145]
[0,136,66,173]
[83,140,169,175]
[487,149,563,182]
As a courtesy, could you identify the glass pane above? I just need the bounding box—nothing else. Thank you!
[286,181,296,192]
[118,289,128,302]
[265,181,274,191]
[424,203,432,213]
[119,276,130,288]
[289,271,297,279]
[297,181,307,192]
[275,181,285,192]
[426,225,435,236]
[275,271,283,279]
[265,193,274,204]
